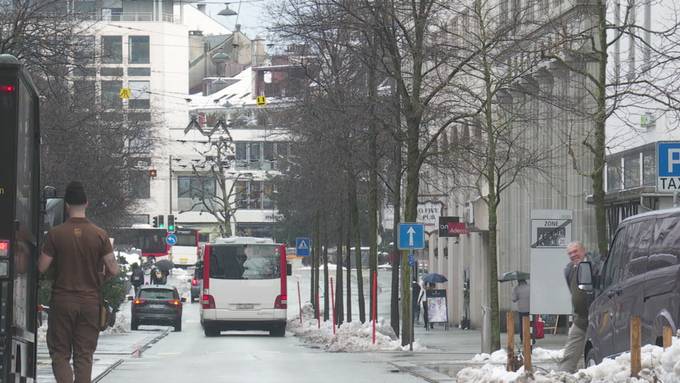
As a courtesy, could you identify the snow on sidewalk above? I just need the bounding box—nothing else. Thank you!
[288,303,425,352]
[457,337,680,383]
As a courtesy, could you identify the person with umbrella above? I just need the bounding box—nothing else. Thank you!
[511,279,531,344]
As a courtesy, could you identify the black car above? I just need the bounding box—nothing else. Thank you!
[578,207,680,365]
[131,285,185,332]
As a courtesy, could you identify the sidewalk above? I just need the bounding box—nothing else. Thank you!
[37,329,169,382]
[389,324,568,382]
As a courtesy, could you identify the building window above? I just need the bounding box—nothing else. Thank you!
[624,154,640,189]
[236,223,274,238]
[235,181,275,210]
[129,36,150,64]
[178,176,216,211]
[101,80,122,109]
[101,36,122,64]
[129,170,150,199]
[100,67,123,77]
[129,80,150,109]
[642,150,656,186]
[128,67,151,76]
[607,159,622,192]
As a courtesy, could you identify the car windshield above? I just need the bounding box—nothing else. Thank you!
[139,289,176,300]
[210,244,280,280]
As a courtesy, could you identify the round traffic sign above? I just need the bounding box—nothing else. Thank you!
[166,233,177,246]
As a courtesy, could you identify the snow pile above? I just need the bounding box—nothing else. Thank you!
[116,251,142,266]
[288,304,425,352]
[471,348,563,364]
[457,338,680,383]
[104,302,131,335]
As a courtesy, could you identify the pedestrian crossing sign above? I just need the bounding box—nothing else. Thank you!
[295,237,311,257]
[119,87,131,100]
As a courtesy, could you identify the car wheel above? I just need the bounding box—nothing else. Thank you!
[174,320,182,332]
[585,348,598,367]
[204,326,220,337]
[269,324,286,337]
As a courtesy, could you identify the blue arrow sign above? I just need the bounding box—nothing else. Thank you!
[166,233,177,246]
[398,223,425,250]
[296,237,311,257]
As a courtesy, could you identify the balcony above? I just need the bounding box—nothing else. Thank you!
[80,11,179,23]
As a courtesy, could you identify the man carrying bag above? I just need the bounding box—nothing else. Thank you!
[38,181,120,383]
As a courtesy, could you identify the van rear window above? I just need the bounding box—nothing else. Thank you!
[210,245,280,280]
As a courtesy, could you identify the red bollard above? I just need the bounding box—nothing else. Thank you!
[330,277,336,335]
[297,281,302,324]
[372,271,377,344]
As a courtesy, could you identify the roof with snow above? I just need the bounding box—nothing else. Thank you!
[188,67,254,109]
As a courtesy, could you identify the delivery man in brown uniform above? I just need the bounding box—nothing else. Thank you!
[38,181,119,383]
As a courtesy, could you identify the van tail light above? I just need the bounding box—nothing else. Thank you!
[0,240,9,257]
[191,278,198,286]
[133,298,146,305]
[275,294,287,309]
[202,293,215,309]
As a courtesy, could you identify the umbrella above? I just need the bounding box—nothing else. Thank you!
[155,259,175,273]
[498,271,530,282]
[422,273,448,284]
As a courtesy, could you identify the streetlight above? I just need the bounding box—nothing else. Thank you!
[217,3,238,16]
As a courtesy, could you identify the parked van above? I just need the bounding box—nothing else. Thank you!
[578,208,680,365]
[199,237,292,337]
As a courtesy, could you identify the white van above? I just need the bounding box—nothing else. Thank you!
[199,237,291,337]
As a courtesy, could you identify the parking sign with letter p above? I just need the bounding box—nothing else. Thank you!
[657,142,680,192]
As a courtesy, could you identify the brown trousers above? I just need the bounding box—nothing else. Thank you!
[47,297,100,383]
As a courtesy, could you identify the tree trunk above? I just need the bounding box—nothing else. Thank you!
[487,198,501,352]
[323,223,330,321]
[593,0,609,258]
[313,211,321,318]
[390,82,402,336]
[401,117,420,346]
[336,219,344,325]
[346,198,353,322]
[367,41,379,322]
[350,176,366,323]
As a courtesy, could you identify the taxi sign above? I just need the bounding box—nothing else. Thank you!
[657,141,680,192]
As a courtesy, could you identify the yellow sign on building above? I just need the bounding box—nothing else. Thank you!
[119,87,131,100]
[256,95,266,106]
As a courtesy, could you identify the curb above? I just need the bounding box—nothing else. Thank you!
[390,361,457,383]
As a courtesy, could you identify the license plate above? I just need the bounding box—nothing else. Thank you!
[235,304,255,310]
[180,258,188,263]
[149,304,165,309]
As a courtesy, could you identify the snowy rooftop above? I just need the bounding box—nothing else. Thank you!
[188,67,254,109]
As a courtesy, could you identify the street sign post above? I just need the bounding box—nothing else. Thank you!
[657,141,680,192]
[398,223,425,250]
[295,237,311,257]
[166,233,177,246]
[398,223,425,352]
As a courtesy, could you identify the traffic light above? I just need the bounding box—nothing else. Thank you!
[152,216,158,227]
[158,215,165,229]
[167,214,175,232]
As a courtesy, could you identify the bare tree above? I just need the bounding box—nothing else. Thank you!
[543,0,680,255]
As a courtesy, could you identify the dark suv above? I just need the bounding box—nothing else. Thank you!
[131,285,185,332]
[580,207,680,365]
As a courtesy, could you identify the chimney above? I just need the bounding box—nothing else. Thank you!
[197,3,206,13]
